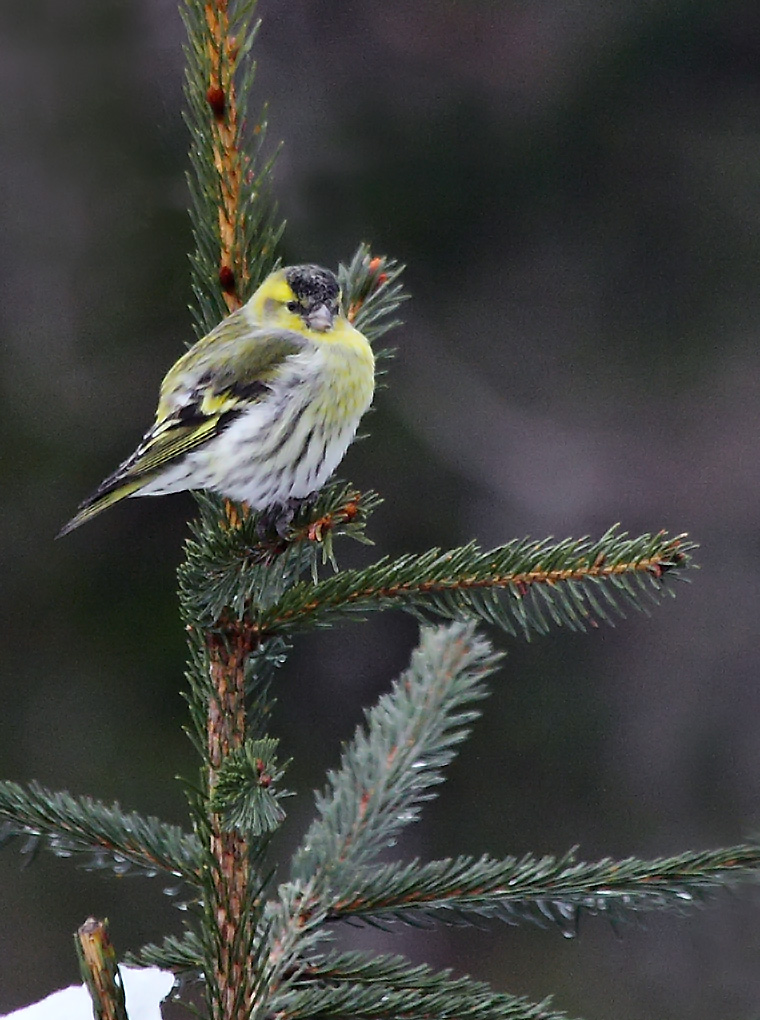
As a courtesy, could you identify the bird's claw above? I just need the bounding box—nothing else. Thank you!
[255,495,317,542]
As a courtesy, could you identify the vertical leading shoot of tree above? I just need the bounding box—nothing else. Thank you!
[2,2,760,1020]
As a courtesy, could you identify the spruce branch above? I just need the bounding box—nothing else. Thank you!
[272,980,567,1020]
[290,622,501,886]
[128,940,573,1020]
[125,841,760,973]
[126,929,204,973]
[244,528,693,642]
[155,625,500,1017]
[210,736,292,837]
[178,484,383,630]
[271,953,571,1020]
[339,246,408,356]
[240,880,332,1020]
[0,780,198,884]
[324,844,760,933]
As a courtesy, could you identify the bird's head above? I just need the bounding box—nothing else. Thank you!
[248,264,341,334]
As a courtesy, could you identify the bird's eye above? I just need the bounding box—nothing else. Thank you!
[286,300,301,314]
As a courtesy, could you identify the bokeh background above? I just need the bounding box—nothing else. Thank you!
[2,0,760,1016]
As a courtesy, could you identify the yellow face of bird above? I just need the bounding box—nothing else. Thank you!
[248,264,342,335]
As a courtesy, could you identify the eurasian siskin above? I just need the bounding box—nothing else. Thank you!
[58,264,375,536]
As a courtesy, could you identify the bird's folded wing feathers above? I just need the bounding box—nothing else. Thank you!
[57,406,241,537]
[120,412,232,478]
[57,326,307,536]
[157,320,306,418]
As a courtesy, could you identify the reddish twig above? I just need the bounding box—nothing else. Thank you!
[205,0,247,312]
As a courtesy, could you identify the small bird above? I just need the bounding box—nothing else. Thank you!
[58,264,375,537]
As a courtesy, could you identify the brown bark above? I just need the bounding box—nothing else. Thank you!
[207,630,255,1019]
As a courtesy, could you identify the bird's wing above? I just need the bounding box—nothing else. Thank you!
[157,308,307,411]
[57,324,305,536]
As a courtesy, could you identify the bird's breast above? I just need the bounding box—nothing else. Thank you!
[307,326,375,426]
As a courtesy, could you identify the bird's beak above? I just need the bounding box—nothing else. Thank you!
[306,303,334,332]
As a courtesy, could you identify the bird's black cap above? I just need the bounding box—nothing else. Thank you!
[285,264,340,311]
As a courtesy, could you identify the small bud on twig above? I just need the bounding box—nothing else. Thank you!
[219,265,236,293]
[206,85,226,119]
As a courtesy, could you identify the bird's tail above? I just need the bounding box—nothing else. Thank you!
[56,474,146,538]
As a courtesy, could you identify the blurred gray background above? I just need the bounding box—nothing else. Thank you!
[2,0,760,1016]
